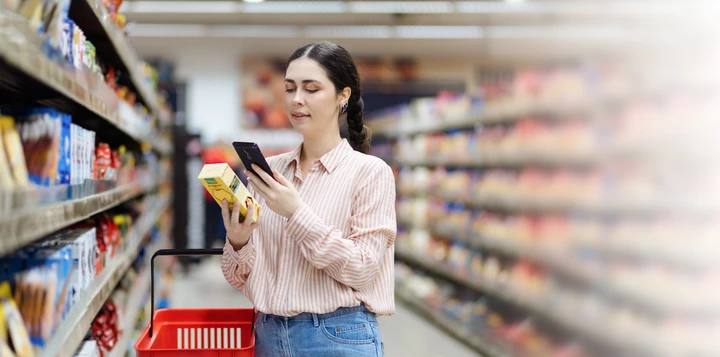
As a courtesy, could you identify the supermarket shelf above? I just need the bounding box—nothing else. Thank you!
[0,10,168,156]
[399,188,715,215]
[390,152,596,168]
[0,180,158,256]
[370,97,618,138]
[69,0,160,116]
[405,220,719,316]
[108,247,154,357]
[394,288,509,357]
[394,248,665,357]
[40,194,170,357]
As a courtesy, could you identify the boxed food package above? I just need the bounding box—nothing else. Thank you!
[0,115,30,188]
[0,282,32,357]
[198,163,260,223]
[14,108,71,186]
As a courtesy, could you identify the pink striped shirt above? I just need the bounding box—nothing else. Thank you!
[222,139,397,316]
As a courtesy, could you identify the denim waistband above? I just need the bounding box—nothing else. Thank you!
[259,304,376,322]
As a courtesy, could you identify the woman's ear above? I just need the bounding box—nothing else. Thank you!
[338,87,352,105]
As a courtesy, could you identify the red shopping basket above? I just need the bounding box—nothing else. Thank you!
[134,248,256,356]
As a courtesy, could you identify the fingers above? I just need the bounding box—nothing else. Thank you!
[273,170,290,187]
[221,199,231,227]
[243,203,256,227]
[231,201,241,224]
[246,171,270,197]
[251,165,277,187]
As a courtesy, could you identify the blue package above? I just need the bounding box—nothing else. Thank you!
[15,108,72,186]
[58,113,71,185]
[61,19,74,65]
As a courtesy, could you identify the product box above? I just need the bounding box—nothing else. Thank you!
[198,163,260,223]
[0,115,29,188]
[0,130,14,191]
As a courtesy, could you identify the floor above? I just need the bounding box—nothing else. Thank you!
[172,256,479,357]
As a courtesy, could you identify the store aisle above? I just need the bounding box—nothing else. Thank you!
[173,257,479,357]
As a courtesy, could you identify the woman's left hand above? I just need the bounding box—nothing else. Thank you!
[245,164,303,219]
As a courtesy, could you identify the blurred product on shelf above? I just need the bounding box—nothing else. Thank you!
[0,281,33,357]
[91,299,119,357]
[0,115,30,190]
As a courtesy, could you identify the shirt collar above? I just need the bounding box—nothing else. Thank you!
[286,139,353,174]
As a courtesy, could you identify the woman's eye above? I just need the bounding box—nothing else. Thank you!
[285,88,295,93]
[306,89,318,93]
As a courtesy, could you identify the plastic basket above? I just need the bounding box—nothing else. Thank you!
[134,249,256,356]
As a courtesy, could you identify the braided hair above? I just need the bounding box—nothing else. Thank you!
[287,42,371,154]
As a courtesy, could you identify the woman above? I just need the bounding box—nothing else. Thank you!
[221,41,397,357]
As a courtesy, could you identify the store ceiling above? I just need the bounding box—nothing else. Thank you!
[123,0,717,59]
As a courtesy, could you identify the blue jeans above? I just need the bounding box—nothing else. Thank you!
[254,305,384,357]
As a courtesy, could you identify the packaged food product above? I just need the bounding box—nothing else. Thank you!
[0,282,33,357]
[15,108,71,186]
[0,130,15,191]
[198,163,261,223]
[95,143,111,180]
[0,115,30,188]
[84,41,96,71]
[92,300,119,355]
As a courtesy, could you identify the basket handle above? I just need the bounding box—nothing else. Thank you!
[149,248,256,339]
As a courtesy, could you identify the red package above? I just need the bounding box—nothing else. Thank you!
[93,299,120,357]
[95,143,111,180]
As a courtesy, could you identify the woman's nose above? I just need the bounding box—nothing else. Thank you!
[293,91,303,104]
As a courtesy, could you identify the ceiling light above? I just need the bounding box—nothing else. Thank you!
[125,1,238,13]
[349,1,453,13]
[239,1,346,13]
[395,26,483,39]
[305,26,392,38]
[210,25,298,38]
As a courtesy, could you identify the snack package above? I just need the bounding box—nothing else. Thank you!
[70,124,78,185]
[61,18,74,65]
[0,130,15,191]
[15,108,71,186]
[0,282,33,357]
[57,112,71,185]
[0,116,30,188]
[198,163,260,223]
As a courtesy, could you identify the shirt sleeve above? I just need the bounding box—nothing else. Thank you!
[285,163,397,291]
[222,235,256,290]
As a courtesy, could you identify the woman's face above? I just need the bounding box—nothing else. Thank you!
[284,57,348,137]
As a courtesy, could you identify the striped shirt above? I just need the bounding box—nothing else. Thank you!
[222,139,397,316]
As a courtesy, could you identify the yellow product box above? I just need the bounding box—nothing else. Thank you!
[198,163,260,223]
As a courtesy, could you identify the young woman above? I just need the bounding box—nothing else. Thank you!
[221,41,397,357]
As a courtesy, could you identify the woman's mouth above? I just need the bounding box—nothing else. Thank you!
[292,113,310,120]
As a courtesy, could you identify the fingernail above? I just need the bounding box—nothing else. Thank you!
[247,176,252,181]
[244,170,248,175]
[222,199,227,204]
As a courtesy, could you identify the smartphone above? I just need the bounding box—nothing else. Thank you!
[232,142,275,184]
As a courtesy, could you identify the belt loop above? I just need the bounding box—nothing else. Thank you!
[262,313,267,323]
[312,313,319,327]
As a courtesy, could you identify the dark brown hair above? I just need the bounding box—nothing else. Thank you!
[287,42,370,154]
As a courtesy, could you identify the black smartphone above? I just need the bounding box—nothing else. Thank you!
[232,142,275,184]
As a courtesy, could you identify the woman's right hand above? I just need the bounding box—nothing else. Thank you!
[221,200,261,251]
